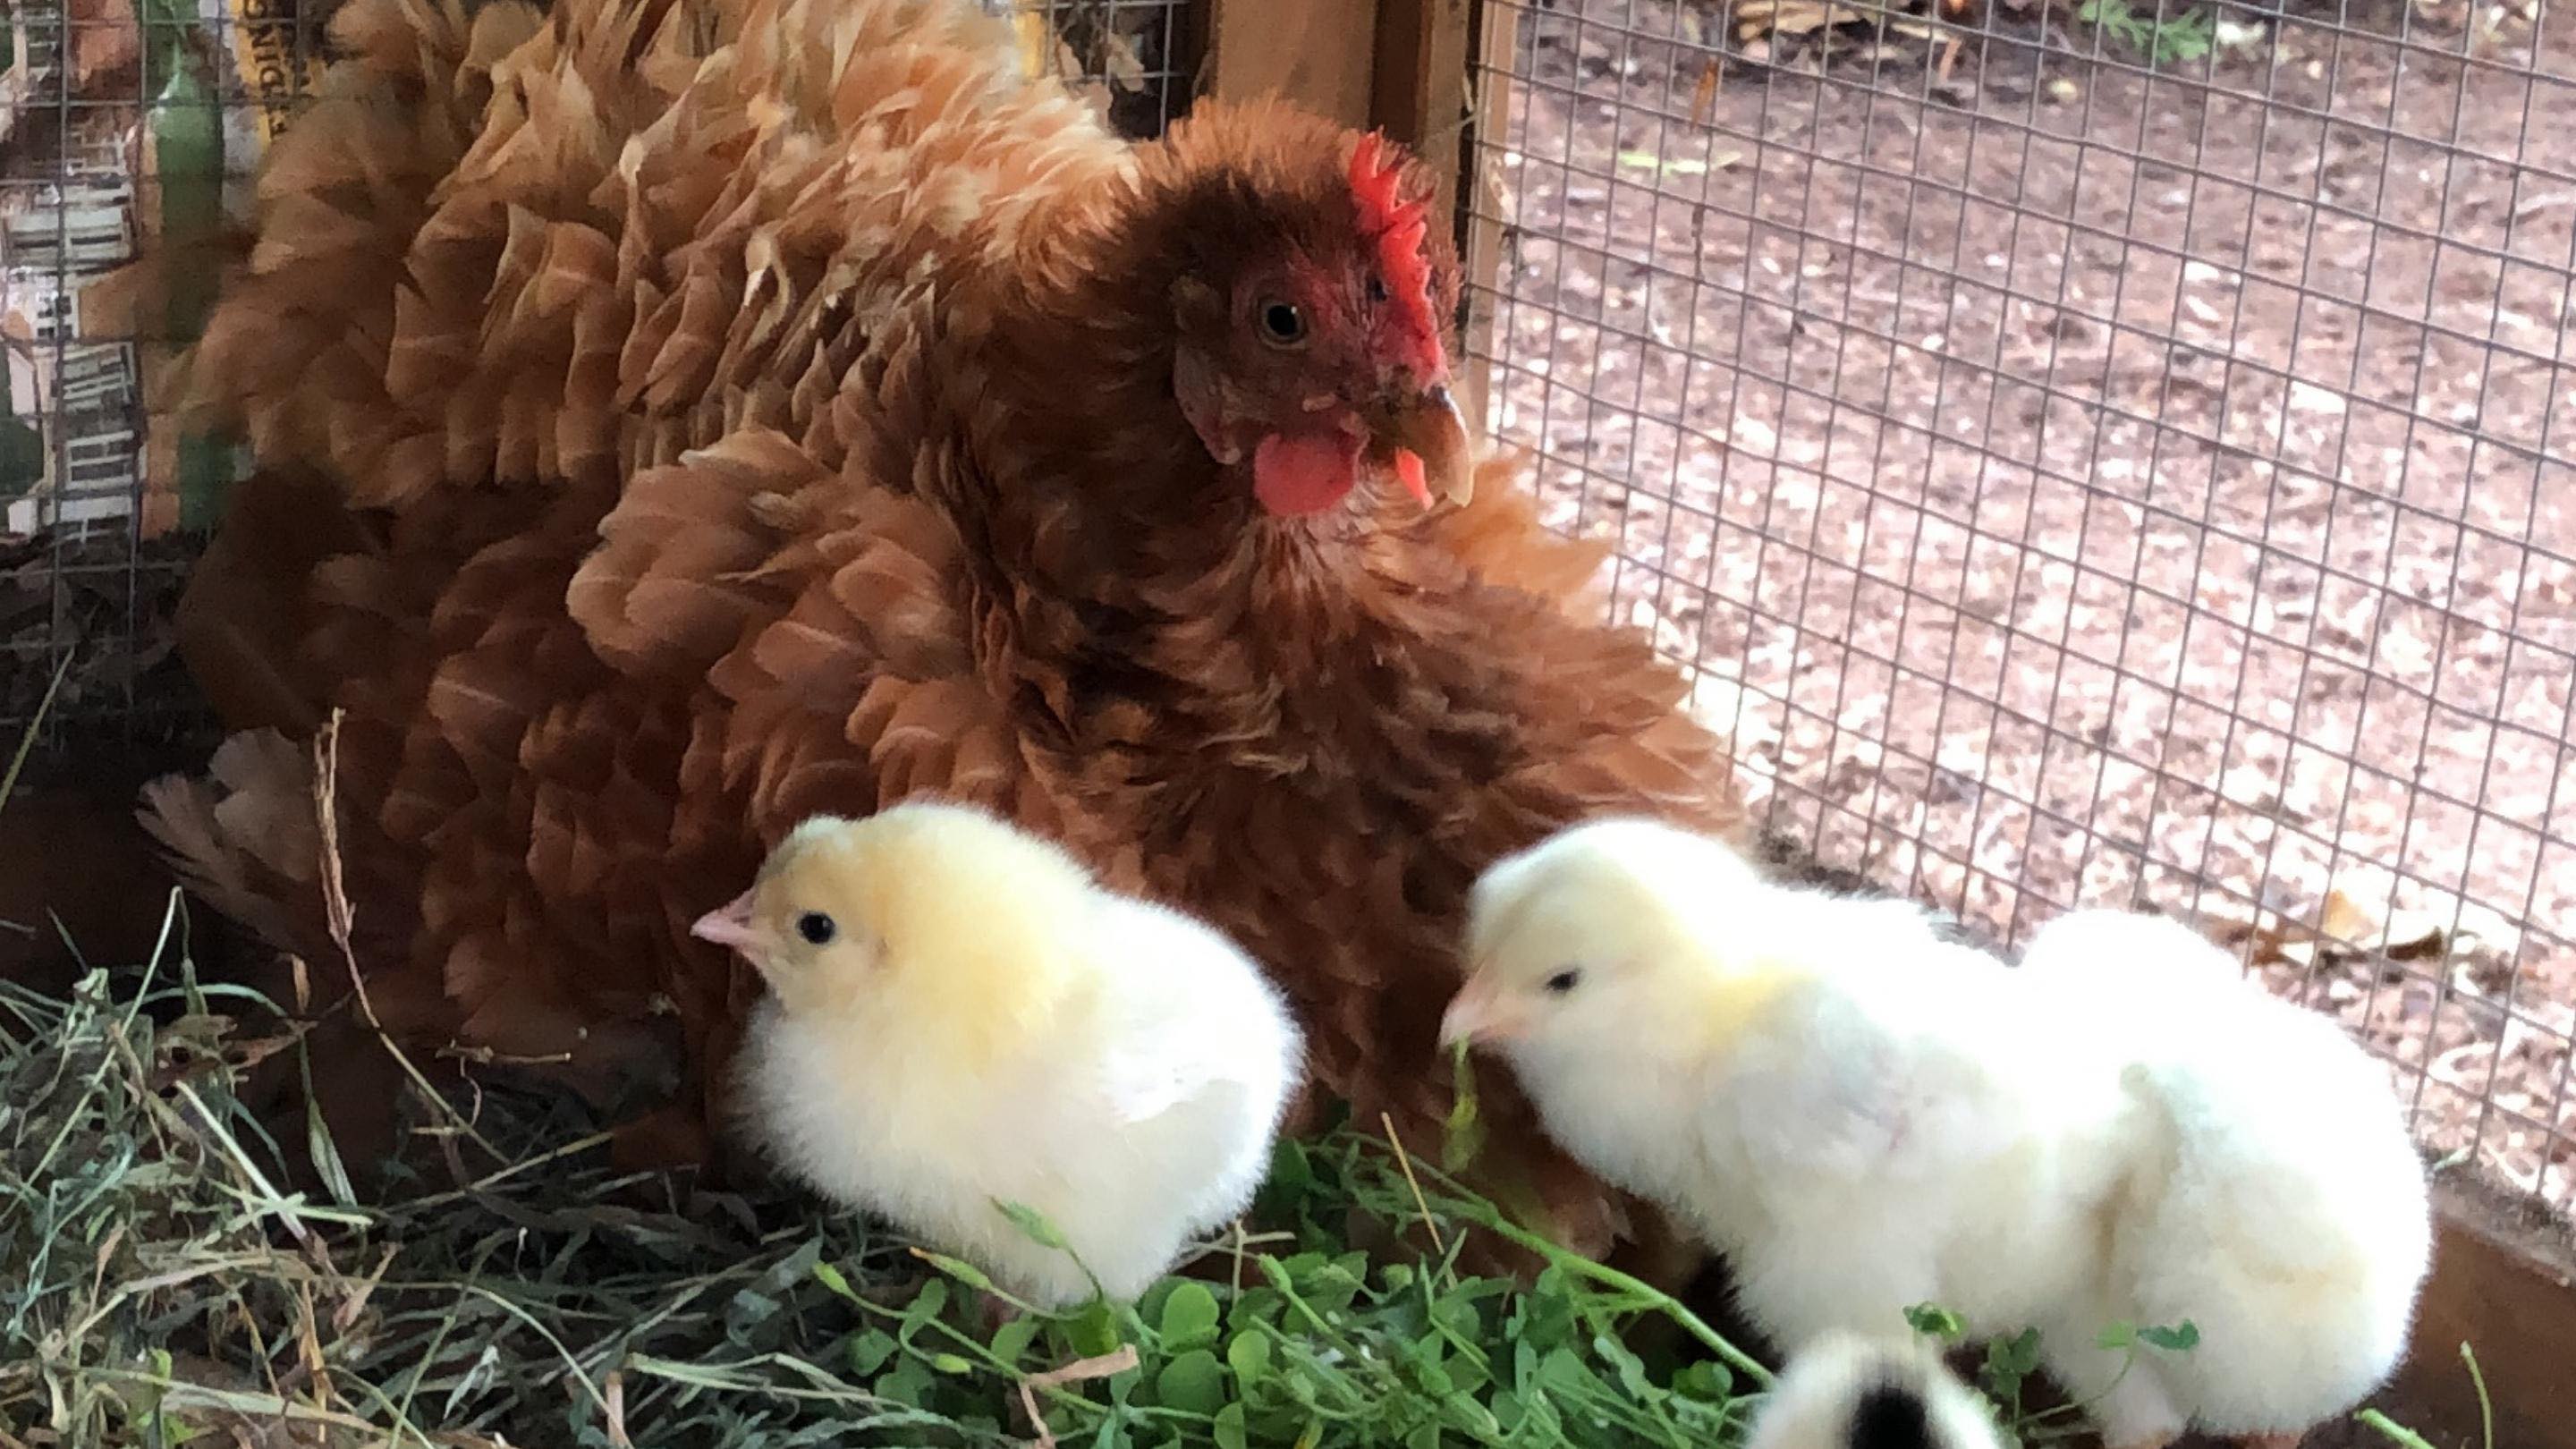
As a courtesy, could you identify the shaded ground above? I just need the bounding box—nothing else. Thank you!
[1478,0,2576,1206]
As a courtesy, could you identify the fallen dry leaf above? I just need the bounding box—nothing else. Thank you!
[1756,0,1870,38]
[2320,886,2383,948]
[2381,910,2450,962]
[2190,882,2456,983]
[1734,0,1877,40]
[1019,1345,1143,1449]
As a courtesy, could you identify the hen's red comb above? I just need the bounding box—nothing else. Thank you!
[1350,133,1446,374]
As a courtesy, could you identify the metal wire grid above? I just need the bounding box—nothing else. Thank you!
[1006,0,1201,137]
[0,0,1195,773]
[1469,0,2576,1208]
[0,0,257,762]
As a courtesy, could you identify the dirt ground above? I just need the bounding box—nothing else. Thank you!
[1481,0,2576,1207]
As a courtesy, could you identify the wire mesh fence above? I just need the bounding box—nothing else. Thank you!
[0,0,1195,773]
[1468,0,2576,1208]
[1010,0,1202,136]
[0,0,260,765]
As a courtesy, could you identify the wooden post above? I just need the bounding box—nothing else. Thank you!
[2388,1181,2576,1449]
[1374,0,1520,428]
[1368,0,1474,217]
[1201,0,1379,128]
[1450,1,1516,430]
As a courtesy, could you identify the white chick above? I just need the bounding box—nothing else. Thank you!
[1445,818,2137,1385]
[2015,909,2434,1449]
[2013,906,2245,1029]
[1746,1331,2004,1449]
[695,801,1303,1307]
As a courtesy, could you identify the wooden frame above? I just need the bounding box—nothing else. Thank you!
[1201,0,1380,131]
[2395,1178,2576,1449]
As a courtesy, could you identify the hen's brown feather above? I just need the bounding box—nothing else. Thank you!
[155,0,1746,1268]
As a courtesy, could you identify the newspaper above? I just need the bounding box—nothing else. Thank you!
[0,0,319,539]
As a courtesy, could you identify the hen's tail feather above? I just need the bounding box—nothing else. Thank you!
[134,730,447,1043]
[139,725,668,1108]
[134,728,407,1004]
[205,730,326,885]
[137,730,323,955]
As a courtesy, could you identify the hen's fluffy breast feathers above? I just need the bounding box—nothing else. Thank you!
[162,0,1749,1266]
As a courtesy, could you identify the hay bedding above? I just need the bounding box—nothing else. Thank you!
[0,937,1775,1448]
[0,0,2557,1205]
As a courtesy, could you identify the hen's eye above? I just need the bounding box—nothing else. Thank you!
[1365,273,1391,305]
[1545,968,1581,996]
[796,911,838,946]
[1258,300,1309,347]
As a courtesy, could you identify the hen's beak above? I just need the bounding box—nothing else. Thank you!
[691,889,761,954]
[1439,977,1530,1047]
[1369,385,1475,508]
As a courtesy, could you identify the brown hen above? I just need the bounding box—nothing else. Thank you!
[146,0,1745,1267]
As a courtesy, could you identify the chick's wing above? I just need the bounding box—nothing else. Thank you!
[1087,899,1290,1126]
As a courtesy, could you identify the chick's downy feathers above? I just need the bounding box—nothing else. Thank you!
[1448,819,2140,1398]
[1457,827,2433,1449]
[146,0,1741,1265]
[705,803,1301,1306]
[2015,909,2433,1447]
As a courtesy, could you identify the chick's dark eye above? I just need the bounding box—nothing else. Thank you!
[795,911,837,946]
[1545,968,1581,996]
[1366,273,1391,305]
[1258,300,1308,346]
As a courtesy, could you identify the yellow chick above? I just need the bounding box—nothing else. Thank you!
[695,802,1303,1307]
[1445,819,2138,1394]
[1746,1331,2004,1449]
[2016,908,2433,1449]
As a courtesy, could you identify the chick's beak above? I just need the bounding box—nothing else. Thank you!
[1368,384,1474,508]
[691,889,762,955]
[1439,976,1529,1048]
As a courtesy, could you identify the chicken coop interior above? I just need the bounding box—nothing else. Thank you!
[3,0,2574,1442]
